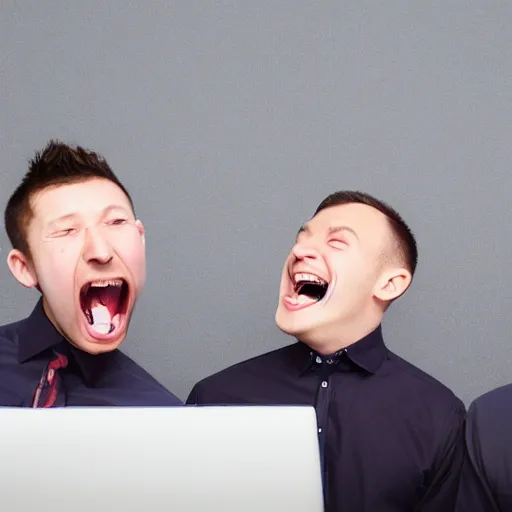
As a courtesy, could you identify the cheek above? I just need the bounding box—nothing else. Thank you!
[280,258,291,280]
[332,252,370,275]
[279,255,295,292]
[329,255,375,293]
[34,244,77,281]
[114,232,146,275]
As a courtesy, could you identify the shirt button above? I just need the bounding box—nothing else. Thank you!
[316,356,322,364]
[318,427,322,433]
[321,380,328,388]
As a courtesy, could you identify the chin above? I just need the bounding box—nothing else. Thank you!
[73,334,126,354]
[276,306,313,338]
[275,306,292,334]
[65,319,129,354]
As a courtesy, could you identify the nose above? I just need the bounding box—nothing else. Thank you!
[82,227,113,265]
[291,240,320,262]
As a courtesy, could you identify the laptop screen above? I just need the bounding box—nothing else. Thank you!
[0,405,323,511]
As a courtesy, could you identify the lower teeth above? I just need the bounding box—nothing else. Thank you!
[289,295,317,305]
[88,305,114,335]
[91,323,112,335]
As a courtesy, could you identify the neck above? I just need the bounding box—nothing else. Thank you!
[42,296,72,345]
[301,313,382,356]
[42,296,60,333]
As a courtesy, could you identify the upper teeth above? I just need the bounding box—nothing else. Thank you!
[293,273,326,285]
[89,278,123,287]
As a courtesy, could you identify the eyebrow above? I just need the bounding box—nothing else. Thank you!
[328,225,359,240]
[295,224,359,240]
[46,204,130,228]
[296,224,309,236]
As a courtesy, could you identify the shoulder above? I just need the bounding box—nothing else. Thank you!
[471,382,512,411]
[383,351,465,425]
[467,383,512,433]
[205,344,299,380]
[114,350,182,405]
[0,317,25,341]
[464,384,512,485]
[0,317,26,355]
[187,344,299,403]
[388,351,462,401]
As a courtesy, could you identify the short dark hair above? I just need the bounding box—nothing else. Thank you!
[314,190,418,275]
[4,139,134,256]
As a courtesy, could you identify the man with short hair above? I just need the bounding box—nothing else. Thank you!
[187,191,465,511]
[0,140,180,406]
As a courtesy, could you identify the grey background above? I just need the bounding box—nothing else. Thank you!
[0,1,510,405]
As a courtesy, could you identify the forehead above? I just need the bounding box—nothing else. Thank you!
[306,203,390,236]
[30,178,132,223]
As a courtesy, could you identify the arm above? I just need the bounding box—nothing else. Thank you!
[185,383,201,405]
[415,399,466,512]
[455,400,501,511]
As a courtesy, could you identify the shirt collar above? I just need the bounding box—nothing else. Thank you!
[17,297,115,385]
[295,324,387,376]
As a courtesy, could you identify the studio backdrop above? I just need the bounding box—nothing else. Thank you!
[1,1,510,404]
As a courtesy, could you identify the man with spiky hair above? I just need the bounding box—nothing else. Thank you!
[0,140,180,407]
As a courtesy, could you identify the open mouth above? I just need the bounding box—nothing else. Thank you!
[285,272,329,309]
[79,278,129,336]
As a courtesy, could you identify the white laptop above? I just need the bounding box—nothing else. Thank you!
[0,405,324,511]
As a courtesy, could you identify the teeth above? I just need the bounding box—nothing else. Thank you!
[91,323,111,334]
[90,305,112,335]
[287,295,316,305]
[89,278,123,287]
[293,273,327,285]
[91,305,110,324]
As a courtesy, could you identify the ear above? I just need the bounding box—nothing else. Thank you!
[7,249,38,288]
[373,267,412,303]
[135,219,145,246]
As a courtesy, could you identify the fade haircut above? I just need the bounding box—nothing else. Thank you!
[4,139,134,256]
[314,190,418,276]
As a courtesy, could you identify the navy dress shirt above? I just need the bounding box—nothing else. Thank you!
[456,383,512,511]
[187,326,465,511]
[0,298,181,407]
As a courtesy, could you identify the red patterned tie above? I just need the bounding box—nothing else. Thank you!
[32,352,68,408]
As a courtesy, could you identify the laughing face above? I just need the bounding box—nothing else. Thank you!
[8,178,146,354]
[275,202,411,354]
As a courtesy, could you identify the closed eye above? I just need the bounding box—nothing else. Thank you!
[53,228,76,237]
[329,239,348,249]
[110,218,127,226]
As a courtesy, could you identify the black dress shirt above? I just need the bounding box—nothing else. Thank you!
[0,298,181,407]
[186,326,465,511]
[455,383,512,511]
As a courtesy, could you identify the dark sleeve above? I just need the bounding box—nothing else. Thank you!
[416,399,466,511]
[185,382,204,405]
[455,400,501,512]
